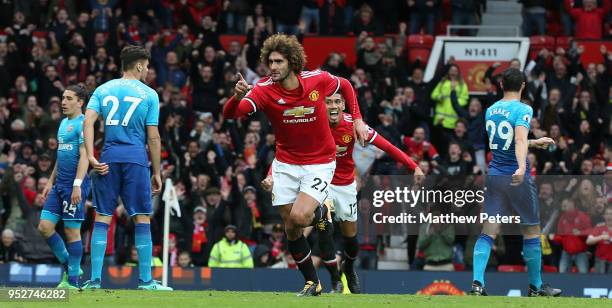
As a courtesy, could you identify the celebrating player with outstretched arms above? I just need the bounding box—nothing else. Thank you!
[223,33,368,296]
[262,92,423,294]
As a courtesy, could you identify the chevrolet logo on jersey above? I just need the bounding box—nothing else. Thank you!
[283,106,315,118]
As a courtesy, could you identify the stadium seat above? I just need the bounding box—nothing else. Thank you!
[407,34,434,48]
[542,265,558,273]
[407,34,434,63]
[555,36,572,50]
[529,35,555,59]
[32,31,49,39]
[453,263,465,271]
[497,265,526,272]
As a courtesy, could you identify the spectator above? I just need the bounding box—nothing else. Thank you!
[90,0,117,32]
[221,0,250,34]
[408,0,438,35]
[451,97,485,172]
[451,0,479,36]
[554,198,591,273]
[586,205,612,273]
[0,228,24,263]
[564,0,611,39]
[403,127,440,164]
[431,64,469,135]
[263,223,288,267]
[417,209,455,271]
[190,206,212,266]
[300,0,320,34]
[178,250,194,268]
[319,0,346,35]
[253,244,272,267]
[352,4,383,36]
[208,225,253,268]
[520,0,547,36]
[272,0,302,35]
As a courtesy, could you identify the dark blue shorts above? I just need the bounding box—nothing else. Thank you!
[484,175,540,225]
[92,163,152,216]
[42,179,91,223]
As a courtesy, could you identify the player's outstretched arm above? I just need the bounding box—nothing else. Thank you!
[528,137,555,149]
[83,109,108,175]
[71,144,90,205]
[223,73,256,119]
[512,126,529,186]
[369,131,420,172]
[222,95,256,119]
[147,125,162,195]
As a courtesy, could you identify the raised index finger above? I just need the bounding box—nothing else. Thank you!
[237,72,245,82]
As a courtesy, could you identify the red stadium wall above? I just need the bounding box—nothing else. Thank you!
[220,35,612,69]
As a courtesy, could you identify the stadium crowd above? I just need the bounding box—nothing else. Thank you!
[0,0,610,274]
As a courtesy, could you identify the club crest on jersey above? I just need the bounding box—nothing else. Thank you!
[342,134,352,143]
[523,114,530,122]
[308,90,320,101]
[283,106,315,118]
[67,124,74,132]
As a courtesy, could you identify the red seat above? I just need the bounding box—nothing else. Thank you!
[408,48,431,64]
[453,263,466,271]
[529,35,555,59]
[530,35,555,49]
[407,34,434,48]
[542,265,558,273]
[32,31,48,39]
[406,34,434,63]
[497,265,526,272]
[555,36,572,50]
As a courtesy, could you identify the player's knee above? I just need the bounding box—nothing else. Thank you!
[289,209,311,227]
[340,221,357,237]
[521,224,540,238]
[285,227,301,240]
[37,221,54,238]
[64,228,81,242]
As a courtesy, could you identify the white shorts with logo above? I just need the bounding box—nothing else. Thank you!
[271,159,336,206]
[326,181,358,222]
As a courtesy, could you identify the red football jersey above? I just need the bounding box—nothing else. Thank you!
[331,114,376,185]
[244,70,343,165]
[589,225,612,261]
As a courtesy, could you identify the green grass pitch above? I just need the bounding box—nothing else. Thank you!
[3,290,610,308]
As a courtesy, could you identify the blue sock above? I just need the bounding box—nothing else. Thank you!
[472,234,493,286]
[90,222,109,282]
[67,240,83,286]
[46,232,68,265]
[523,237,542,289]
[135,223,152,283]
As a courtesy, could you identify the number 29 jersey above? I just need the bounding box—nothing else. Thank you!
[87,78,159,166]
[485,100,533,175]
